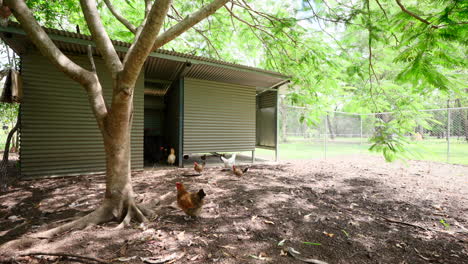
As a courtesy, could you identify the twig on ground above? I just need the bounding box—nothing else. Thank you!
[21,252,108,264]
[380,216,428,231]
[414,248,432,261]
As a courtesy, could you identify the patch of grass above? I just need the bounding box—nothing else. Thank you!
[252,137,468,165]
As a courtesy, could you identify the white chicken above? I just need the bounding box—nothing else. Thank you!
[220,153,236,168]
[167,147,176,165]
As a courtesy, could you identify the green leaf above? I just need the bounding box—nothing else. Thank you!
[302,242,321,246]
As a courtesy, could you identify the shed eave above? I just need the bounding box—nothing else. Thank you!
[0,25,290,82]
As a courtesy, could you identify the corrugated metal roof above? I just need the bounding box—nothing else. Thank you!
[1,22,289,93]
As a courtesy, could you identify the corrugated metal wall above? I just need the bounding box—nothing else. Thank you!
[258,91,276,108]
[256,91,277,148]
[20,51,143,178]
[183,78,255,153]
[144,95,164,136]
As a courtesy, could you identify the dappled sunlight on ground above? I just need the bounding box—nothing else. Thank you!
[0,155,467,263]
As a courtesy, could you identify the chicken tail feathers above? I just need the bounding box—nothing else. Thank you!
[242,167,249,173]
[197,189,206,199]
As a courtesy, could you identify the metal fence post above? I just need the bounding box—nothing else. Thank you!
[447,108,451,163]
[324,114,328,159]
[360,114,363,146]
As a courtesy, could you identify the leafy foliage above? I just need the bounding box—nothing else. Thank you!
[16,0,468,162]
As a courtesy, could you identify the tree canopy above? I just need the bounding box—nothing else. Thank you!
[6,0,468,159]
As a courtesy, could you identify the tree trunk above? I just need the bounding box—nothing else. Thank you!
[0,116,19,192]
[34,86,148,238]
[326,114,335,140]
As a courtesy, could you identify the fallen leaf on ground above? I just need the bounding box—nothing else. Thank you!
[177,231,186,241]
[141,252,185,264]
[278,239,286,246]
[116,256,137,261]
[323,231,334,238]
[341,229,349,237]
[287,247,329,264]
[249,252,271,261]
[303,242,321,246]
[220,245,237,250]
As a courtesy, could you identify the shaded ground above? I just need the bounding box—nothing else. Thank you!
[0,155,467,263]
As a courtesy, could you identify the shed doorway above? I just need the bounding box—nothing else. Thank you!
[144,94,167,166]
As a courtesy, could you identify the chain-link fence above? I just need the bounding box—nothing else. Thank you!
[0,121,18,152]
[278,106,468,164]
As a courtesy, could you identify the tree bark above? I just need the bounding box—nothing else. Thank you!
[0,116,19,192]
[35,86,147,238]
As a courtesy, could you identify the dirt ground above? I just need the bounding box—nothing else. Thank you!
[0,155,467,264]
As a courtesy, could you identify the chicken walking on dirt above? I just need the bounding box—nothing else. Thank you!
[232,165,248,177]
[176,182,206,219]
[194,161,205,174]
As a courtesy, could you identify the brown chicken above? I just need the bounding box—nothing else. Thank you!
[232,165,249,177]
[176,182,206,218]
[194,161,206,174]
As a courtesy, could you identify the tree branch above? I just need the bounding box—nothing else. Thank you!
[5,0,93,87]
[144,0,152,18]
[121,0,173,91]
[374,0,388,20]
[87,45,97,72]
[103,0,137,33]
[6,0,108,123]
[168,7,222,59]
[86,45,108,124]
[395,0,439,29]
[80,0,123,77]
[152,0,230,50]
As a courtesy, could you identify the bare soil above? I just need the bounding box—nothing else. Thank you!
[0,155,467,263]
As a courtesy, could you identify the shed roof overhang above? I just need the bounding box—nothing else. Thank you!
[0,23,289,95]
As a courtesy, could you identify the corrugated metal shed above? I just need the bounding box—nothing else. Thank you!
[20,51,143,178]
[183,78,255,153]
[0,23,288,174]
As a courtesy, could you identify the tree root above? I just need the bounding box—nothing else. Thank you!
[21,252,108,264]
[32,198,151,238]
[115,200,148,229]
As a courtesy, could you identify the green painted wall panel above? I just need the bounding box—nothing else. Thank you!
[20,51,143,178]
[183,78,255,153]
